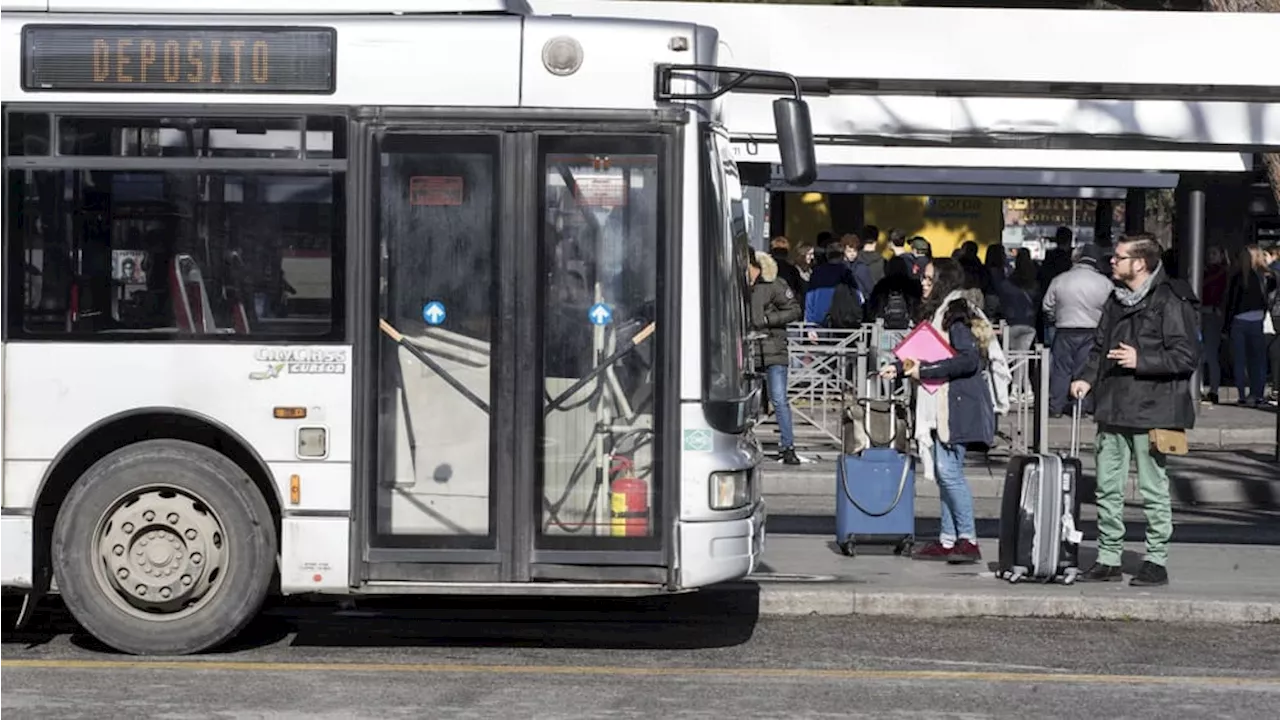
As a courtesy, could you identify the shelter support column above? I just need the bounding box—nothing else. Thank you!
[1185,189,1206,304]
[1093,199,1114,247]
[828,194,863,237]
[1124,189,1146,235]
[1184,187,1206,406]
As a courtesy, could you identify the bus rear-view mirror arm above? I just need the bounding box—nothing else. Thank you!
[655,64,818,187]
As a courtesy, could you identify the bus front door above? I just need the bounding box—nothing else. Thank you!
[362,126,672,587]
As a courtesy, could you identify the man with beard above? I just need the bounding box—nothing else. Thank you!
[1071,233,1200,588]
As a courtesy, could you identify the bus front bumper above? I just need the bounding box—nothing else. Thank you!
[676,501,766,590]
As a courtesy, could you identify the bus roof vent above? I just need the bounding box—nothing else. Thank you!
[37,0,531,14]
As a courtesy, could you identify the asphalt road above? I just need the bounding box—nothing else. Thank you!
[4,594,1280,719]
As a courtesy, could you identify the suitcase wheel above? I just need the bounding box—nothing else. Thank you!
[1001,567,1027,584]
[894,537,914,557]
[839,540,857,557]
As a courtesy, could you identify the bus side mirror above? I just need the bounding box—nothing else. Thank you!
[773,98,817,187]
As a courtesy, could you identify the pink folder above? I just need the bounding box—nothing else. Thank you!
[892,322,956,395]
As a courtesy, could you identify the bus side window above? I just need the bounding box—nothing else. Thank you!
[5,114,347,342]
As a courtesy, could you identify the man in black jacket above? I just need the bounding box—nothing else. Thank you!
[1071,233,1200,587]
[750,251,803,464]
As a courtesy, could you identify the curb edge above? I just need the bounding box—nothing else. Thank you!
[753,584,1280,624]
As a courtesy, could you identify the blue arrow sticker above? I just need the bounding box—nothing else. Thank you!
[588,302,612,326]
[422,301,446,326]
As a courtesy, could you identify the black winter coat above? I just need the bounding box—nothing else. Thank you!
[1077,271,1200,431]
[750,254,802,368]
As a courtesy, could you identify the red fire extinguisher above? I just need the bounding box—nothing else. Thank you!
[609,456,648,538]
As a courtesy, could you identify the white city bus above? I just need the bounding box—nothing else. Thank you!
[0,0,817,654]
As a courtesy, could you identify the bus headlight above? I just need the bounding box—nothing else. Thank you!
[709,470,752,511]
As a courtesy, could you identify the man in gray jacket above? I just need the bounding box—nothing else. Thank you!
[750,251,803,464]
[1042,245,1114,417]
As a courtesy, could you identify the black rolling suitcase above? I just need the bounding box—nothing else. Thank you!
[997,403,1086,585]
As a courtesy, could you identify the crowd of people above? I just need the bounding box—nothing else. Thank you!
[757,224,1280,415]
[747,224,1280,584]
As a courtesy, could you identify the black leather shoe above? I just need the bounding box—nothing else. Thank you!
[1080,563,1123,582]
[779,447,801,465]
[1129,561,1169,587]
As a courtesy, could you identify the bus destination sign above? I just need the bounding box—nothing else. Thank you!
[22,25,336,94]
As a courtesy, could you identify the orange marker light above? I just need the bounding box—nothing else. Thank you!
[274,407,307,419]
[289,474,301,505]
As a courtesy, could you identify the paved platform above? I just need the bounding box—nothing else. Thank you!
[740,497,1280,624]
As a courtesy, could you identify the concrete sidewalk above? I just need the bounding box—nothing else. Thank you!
[739,497,1280,624]
[744,535,1280,624]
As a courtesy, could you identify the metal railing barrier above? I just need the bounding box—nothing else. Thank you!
[769,320,1053,457]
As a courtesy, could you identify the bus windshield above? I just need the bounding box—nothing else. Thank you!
[700,125,755,432]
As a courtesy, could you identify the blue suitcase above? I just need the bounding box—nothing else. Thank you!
[836,448,915,557]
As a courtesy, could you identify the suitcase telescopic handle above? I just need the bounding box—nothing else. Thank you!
[1070,400,1083,458]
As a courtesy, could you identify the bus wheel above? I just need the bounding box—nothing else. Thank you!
[52,439,276,655]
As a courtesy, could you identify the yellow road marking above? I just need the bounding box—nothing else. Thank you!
[3,659,1279,687]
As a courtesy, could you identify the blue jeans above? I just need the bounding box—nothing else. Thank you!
[766,364,795,449]
[933,434,975,544]
[1230,317,1267,401]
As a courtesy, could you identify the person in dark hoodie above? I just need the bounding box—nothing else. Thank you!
[805,240,863,328]
[857,225,886,291]
[838,233,873,303]
[749,251,803,464]
[868,255,923,331]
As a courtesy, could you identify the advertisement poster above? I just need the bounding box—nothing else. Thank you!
[112,250,148,284]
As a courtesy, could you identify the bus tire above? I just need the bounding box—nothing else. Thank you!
[52,439,276,655]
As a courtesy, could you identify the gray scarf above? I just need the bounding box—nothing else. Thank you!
[1114,263,1163,307]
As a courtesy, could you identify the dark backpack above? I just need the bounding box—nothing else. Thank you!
[825,281,864,329]
[879,290,911,330]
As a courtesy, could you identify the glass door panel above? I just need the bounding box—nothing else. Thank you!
[536,136,663,552]
[374,134,498,549]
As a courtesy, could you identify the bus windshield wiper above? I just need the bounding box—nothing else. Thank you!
[379,319,490,415]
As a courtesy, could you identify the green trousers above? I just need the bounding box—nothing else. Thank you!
[1094,430,1173,567]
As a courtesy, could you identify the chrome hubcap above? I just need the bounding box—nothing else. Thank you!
[95,488,226,618]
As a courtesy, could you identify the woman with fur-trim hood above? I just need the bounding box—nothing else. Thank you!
[880,257,997,565]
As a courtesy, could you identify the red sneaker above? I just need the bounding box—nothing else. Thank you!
[947,539,982,565]
[910,541,952,561]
